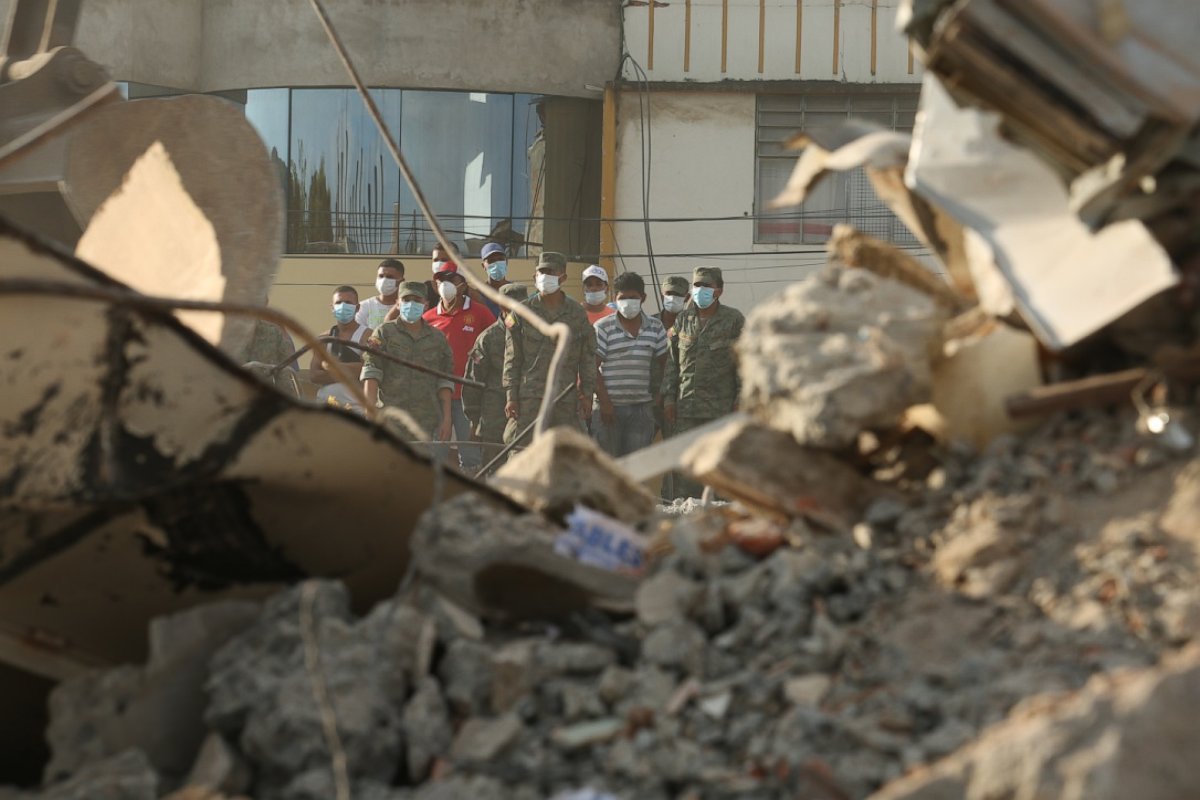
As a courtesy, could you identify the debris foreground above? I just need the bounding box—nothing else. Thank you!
[5,398,1197,800]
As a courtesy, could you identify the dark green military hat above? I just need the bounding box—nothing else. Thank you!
[661,275,690,294]
[499,282,529,302]
[692,266,723,286]
[398,280,429,300]
[536,251,567,271]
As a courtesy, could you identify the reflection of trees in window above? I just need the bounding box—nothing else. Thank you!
[286,145,333,252]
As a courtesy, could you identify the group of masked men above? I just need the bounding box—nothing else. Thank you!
[304,244,742,494]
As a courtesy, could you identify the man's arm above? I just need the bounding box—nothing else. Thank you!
[663,325,681,425]
[309,348,334,386]
[360,328,387,407]
[576,318,598,419]
[437,386,453,442]
[502,319,523,419]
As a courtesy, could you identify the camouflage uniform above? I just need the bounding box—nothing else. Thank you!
[361,312,454,438]
[239,320,299,396]
[503,254,596,446]
[463,283,528,448]
[240,320,296,368]
[663,267,745,497]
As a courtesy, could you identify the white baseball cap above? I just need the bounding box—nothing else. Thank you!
[581,264,609,284]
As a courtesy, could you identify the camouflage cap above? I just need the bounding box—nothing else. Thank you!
[661,275,690,294]
[499,282,529,302]
[536,251,567,271]
[692,266,723,287]
[398,280,430,300]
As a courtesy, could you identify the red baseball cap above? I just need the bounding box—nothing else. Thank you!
[432,260,458,277]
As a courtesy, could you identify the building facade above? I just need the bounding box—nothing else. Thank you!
[608,0,923,310]
[3,0,922,324]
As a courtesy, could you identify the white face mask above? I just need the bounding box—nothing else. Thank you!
[584,290,608,306]
[376,277,398,296]
[535,273,560,294]
[437,280,458,303]
[663,294,686,313]
[616,298,642,319]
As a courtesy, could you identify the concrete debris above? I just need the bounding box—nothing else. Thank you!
[492,427,656,524]
[44,601,259,784]
[40,750,157,800]
[411,493,639,620]
[681,418,880,524]
[871,645,1200,800]
[5,404,1198,800]
[738,264,949,449]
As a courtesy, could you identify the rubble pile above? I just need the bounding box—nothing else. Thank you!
[6,402,1197,800]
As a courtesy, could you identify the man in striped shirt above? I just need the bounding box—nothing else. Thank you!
[593,271,669,457]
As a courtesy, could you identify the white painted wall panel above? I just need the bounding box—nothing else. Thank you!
[612,91,831,312]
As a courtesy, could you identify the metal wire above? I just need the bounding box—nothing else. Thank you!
[308,0,572,443]
[473,381,576,477]
[0,277,373,415]
[274,335,485,388]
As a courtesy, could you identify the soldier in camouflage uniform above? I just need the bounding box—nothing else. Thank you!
[663,266,745,498]
[502,252,596,447]
[239,319,299,396]
[463,282,529,455]
[361,281,455,450]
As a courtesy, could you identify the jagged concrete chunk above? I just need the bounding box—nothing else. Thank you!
[738,265,948,448]
[681,419,879,524]
[403,677,453,783]
[492,427,656,524]
[412,494,638,621]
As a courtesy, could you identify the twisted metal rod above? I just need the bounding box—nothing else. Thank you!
[0,277,372,415]
[307,0,573,441]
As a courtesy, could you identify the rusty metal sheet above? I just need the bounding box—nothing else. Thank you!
[0,220,513,670]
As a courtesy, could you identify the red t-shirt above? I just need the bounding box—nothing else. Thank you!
[423,296,496,399]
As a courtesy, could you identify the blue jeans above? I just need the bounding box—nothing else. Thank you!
[451,398,481,471]
[592,401,656,458]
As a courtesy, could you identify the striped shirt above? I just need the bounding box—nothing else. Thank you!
[595,312,668,405]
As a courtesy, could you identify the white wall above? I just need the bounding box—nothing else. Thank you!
[612,90,831,313]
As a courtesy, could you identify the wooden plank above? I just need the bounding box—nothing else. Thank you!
[758,0,766,74]
[967,0,1145,138]
[648,0,656,71]
[870,0,878,76]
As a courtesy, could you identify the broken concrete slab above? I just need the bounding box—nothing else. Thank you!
[681,418,880,524]
[411,494,638,621]
[738,264,949,449]
[492,427,656,525]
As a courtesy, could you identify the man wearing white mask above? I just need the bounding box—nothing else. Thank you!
[592,271,668,457]
[478,241,510,317]
[356,258,405,329]
[656,275,691,333]
[503,252,596,446]
[424,260,495,472]
[581,264,615,326]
